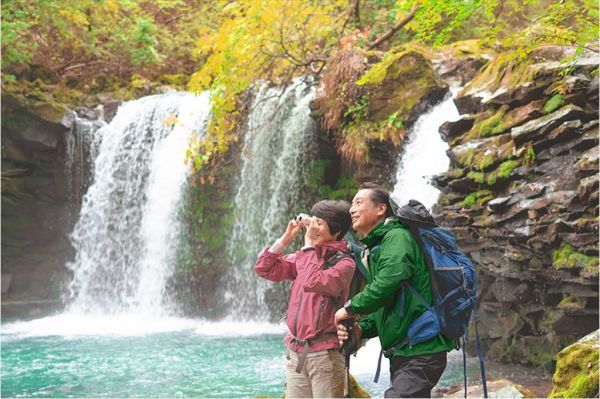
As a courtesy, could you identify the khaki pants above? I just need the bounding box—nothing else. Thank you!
[286,349,345,398]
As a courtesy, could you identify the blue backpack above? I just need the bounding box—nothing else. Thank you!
[371,199,488,398]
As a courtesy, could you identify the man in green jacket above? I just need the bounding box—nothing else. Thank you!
[335,182,454,398]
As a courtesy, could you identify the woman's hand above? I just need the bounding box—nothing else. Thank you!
[304,217,322,247]
[280,220,303,246]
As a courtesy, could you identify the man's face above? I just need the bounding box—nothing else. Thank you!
[349,189,386,236]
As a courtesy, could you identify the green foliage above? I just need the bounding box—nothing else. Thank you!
[544,94,565,114]
[386,111,405,130]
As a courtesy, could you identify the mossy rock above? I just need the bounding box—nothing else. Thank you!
[549,330,599,398]
[553,242,599,272]
[356,44,448,124]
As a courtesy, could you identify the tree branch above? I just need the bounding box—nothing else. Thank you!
[368,5,419,49]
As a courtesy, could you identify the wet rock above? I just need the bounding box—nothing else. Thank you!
[578,175,599,204]
[439,116,475,142]
[574,146,599,173]
[510,104,586,144]
[480,305,525,339]
[487,196,511,213]
[486,80,551,109]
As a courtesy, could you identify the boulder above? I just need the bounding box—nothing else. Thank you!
[549,330,599,398]
[441,377,536,398]
[359,48,449,125]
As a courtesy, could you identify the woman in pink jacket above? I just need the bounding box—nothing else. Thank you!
[255,200,356,398]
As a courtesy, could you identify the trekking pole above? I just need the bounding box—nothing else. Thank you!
[340,318,356,398]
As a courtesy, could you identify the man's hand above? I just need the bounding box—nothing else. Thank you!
[336,315,362,347]
[304,217,322,247]
[280,220,303,246]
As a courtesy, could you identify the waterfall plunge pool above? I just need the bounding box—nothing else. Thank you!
[2,317,485,398]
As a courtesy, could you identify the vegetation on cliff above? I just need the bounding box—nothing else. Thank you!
[4,0,597,173]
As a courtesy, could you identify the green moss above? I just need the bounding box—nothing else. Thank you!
[553,242,600,271]
[543,94,565,114]
[462,53,536,95]
[557,296,586,311]
[549,339,599,398]
[448,168,465,178]
[476,152,496,171]
[498,159,520,178]
[467,171,485,184]
[473,106,509,138]
[461,189,493,208]
[356,44,432,86]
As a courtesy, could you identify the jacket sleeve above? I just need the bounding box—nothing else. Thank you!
[350,229,415,315]
[358,313,378,339]
[296,250,356,297]
[254,247,298,282]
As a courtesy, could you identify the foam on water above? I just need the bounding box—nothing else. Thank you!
[2,314,285,339]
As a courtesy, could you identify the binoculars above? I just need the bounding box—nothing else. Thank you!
[295,213,311,226]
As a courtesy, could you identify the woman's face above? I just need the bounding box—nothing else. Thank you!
[311,217,338,242]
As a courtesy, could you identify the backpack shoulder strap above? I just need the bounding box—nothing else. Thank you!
[323,251,352,270]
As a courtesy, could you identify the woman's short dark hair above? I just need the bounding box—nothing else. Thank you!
[358,182,394,218]
[311,200,352,239]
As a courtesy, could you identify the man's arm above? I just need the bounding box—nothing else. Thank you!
[348,229,415,314]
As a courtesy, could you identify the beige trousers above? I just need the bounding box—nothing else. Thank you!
[285,349,345,398]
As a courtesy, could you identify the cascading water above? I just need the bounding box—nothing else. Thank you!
[66,91,211,315]
[64,113,105,201]
[391,91,460,209]
[226,80,318,319]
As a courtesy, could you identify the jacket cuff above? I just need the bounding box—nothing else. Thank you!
[268,239,286,254]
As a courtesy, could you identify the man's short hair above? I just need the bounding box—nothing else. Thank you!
[358,182,395,218]
[311,200,352,239]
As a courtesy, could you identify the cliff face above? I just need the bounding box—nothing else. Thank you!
[1,94,76,318]
[432,49,599,368]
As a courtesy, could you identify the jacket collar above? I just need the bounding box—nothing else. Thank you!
[315,239,348,259]
[360,218,402,248]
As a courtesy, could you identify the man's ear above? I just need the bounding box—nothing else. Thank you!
[376,203,387,217]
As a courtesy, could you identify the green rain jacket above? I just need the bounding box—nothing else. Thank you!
[352,218,455,358]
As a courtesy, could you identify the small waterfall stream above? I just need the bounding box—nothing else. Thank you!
[226,80,318,319]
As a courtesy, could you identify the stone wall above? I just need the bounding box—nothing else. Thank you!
[432,50,599,368]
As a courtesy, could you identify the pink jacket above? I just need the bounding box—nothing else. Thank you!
[255,240,356,353]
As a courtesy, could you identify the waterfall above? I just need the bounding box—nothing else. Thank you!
[391,92,460,209]
[66,92,210,315]
[226,80,318,319]
[64,112,105,201]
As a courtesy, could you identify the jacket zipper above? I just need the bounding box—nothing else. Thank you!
[293,290,304,337]
[315,299,325,330]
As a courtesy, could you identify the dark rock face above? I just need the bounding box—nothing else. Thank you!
[433,52,599,368]
[1,97,78,319]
